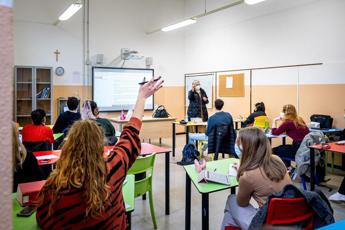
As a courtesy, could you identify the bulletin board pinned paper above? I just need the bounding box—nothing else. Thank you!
[218,74,245,97]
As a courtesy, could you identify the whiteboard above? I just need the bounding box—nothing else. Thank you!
[93,67,154,111]
[185,73,215,109]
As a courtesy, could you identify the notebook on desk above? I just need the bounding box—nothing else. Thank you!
[198,170,230,185]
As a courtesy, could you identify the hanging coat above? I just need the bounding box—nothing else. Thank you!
[187,88,209,122]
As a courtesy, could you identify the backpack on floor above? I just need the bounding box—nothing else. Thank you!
[177,144,200,166]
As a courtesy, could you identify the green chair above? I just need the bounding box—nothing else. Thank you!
[128,154,157,229]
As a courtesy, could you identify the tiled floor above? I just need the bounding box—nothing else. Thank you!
[130,135,345,230]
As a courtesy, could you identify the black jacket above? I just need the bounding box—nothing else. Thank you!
[187,88,209,122]
[13,151,45,192]
[249,184,334,230]
[207,119,236,159]
[52,111,81,134]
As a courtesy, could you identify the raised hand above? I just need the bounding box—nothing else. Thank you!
[138,76,164,99]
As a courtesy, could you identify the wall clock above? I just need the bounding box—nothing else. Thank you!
[55,66,65,76]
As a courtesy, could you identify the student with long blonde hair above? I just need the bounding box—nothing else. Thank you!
[36,77,163,229]
[221,127,291,230]
[12,122,44,192]
[271,104,309,164]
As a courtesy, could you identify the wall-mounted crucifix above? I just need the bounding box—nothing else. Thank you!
[54,49,60,62]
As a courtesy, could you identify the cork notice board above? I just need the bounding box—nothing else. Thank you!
[218,74,245,97]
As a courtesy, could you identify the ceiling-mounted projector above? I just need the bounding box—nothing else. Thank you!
[121,48,144,60]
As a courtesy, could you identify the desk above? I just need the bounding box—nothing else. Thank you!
[12,175,135,230]
[266,133,287,145]
[34,143,172,215]
[110,117,176,143]
[172,118,245,157]
[172,122,207,157]
[184,158,239,230]
[12,194,38,230]
[309,143,345,191]
[310,128,343,134]
[233,118,245,131]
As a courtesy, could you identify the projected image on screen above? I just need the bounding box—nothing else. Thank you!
[93,67,154,111]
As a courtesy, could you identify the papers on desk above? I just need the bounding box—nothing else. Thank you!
[228,163,238,177]
[266,133,287,138]
[36,155,58,160]
[336,140,345,145]
[198,170,230,185]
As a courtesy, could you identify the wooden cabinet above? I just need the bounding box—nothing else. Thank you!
[14,66,53,126]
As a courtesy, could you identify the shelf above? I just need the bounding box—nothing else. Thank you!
[37,82,51,84]
[17,82,32,84]
[37,98,51,100]
[17,98,32,101]
[16,115,31,117]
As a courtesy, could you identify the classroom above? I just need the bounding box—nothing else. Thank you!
[1,0,345,229]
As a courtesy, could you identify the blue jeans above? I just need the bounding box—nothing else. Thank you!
[188,133,208,145]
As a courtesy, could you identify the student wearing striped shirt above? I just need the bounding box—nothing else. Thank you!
[36,77,163,229]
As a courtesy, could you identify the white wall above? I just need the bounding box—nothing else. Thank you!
[13,0,186,86]
[184,0,345,85]
[14,0,345,86]
[14,0,84,85]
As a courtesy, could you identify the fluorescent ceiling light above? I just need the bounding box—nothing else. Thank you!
[161,19,196,32]
[59,2,82,21]
[245,0,266,5]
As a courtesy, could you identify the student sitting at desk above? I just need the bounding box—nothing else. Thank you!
[221,127,292,230]
[52,96,81,134]
[22,109,54,144]
[242,102,267,127]
[271,104,309,165]
[36,77,163,229]
[81,100,117,145]
[188,99,236,155]
[12,122,44,192]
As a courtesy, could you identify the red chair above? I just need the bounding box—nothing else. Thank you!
[225,226,241,230]
[265,197,314,229]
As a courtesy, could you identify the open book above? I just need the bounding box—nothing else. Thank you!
[198,170,230,185]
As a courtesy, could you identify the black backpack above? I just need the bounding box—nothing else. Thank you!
[153,105,170,118]
[177,144,200,165]
[310,114,333,129]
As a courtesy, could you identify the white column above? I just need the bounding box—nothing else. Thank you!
[0,0,13,229]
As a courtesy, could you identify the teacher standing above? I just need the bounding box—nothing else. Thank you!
[187,80,209,121]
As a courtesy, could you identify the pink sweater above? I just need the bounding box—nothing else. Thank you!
[272,120,309,143]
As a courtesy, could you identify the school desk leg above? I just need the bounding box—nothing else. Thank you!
[165,151,170,215]
[282,137,286,145]
[235,122,238,130]
[202,193,209,230]
[186,126,189,145]
[172,123,176,157]
[310,148,315,191]
[185,173,191,230]
[230,187,236,194]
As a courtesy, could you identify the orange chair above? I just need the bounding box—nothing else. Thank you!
[265,197,314,229]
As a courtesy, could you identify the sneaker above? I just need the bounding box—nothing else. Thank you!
[329,192,345,202]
